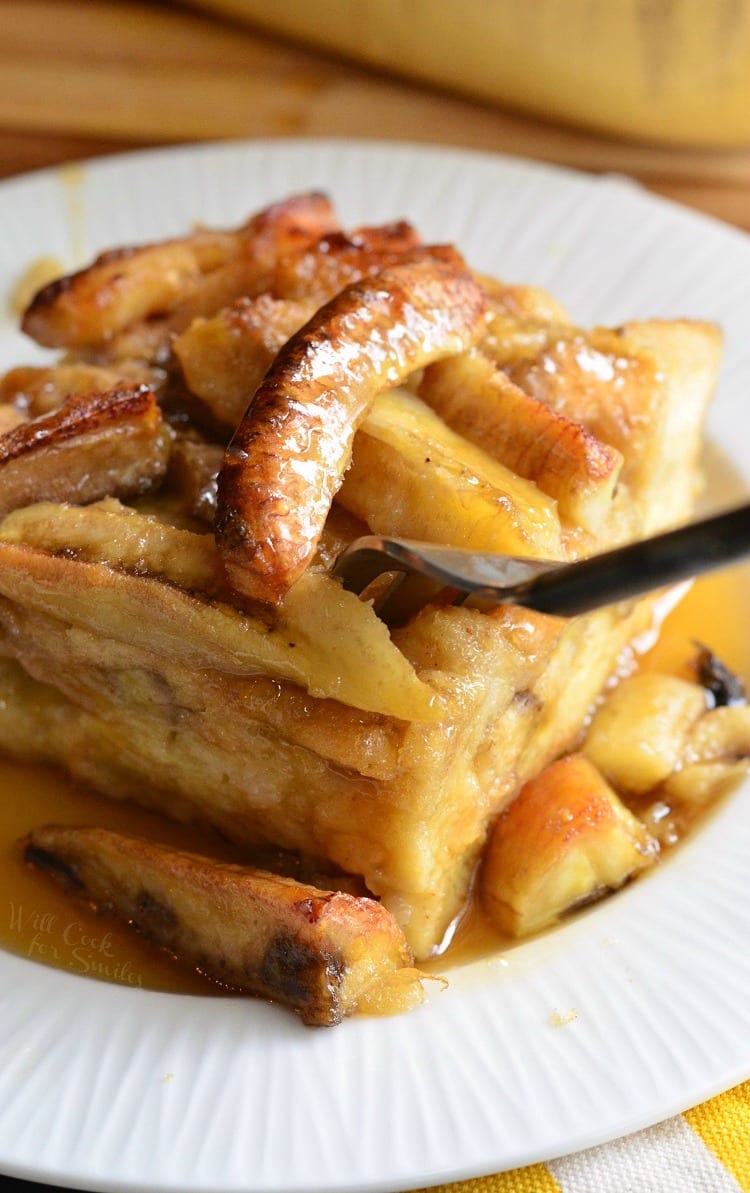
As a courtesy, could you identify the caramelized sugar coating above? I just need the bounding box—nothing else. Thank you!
[22,192,341,352]
[0,385,170,518]
[24,824,419,1025]
[0,404,26,435]
[482,755,657,937]
[215,249,490,604]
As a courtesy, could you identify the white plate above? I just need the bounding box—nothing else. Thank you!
[1,140,749,1193]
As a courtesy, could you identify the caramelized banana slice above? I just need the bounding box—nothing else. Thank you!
[490,319,722,535]
[0,385,170,518]
[216,250,490,604]
[22,192,340,351]
[174,228,435,433]
[24,826,421,1025]
[23,232,239,350]
[583,658,750,809]
[583,673,708,794]
[173,232,431,430]
[419,352,623,533]
[0,499,226,596]
[270,221,423,302]
[339,389,562,558]
[0,536,440,720]
[482,754,657,937]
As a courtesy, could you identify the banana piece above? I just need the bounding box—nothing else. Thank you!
[583,673,708,794]
[419,351,622,533]
[482,754,657,937]
[23,824,421,1026]
[664,705,750,804]
[339,387,562,559]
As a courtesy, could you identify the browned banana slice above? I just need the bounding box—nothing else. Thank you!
[22,192,340,351]
[24,825,420,1026]
[172,228,426,430]
[0,385,170,517]
[23,233,238,350]
[215,249,490,604]
[482,754,657,937]
[270,221,423,301]
[113,220,426,365]
[174,225,430,431]
[420,351,623,533]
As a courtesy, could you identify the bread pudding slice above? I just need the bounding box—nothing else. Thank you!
[0,194,723,990]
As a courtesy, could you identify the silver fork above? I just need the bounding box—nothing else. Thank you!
[332,501,750,625]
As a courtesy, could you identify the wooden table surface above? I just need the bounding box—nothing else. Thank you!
[2,0,750,234]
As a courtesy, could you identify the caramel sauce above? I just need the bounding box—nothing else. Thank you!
[427,561,750,971]
[0,564,748,994]
[0,764,242,994]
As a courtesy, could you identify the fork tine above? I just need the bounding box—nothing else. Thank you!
[332,542,405,596]
[375,570,446,625]
[332,537,463,625]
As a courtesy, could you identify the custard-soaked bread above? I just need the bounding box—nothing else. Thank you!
[0,194,722,977]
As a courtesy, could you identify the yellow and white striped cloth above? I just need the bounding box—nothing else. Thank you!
[422,1080,750,1192]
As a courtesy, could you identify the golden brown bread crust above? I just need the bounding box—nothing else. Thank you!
[215,249,490,604]
[23,824,417,1025]
[0,385,170,517]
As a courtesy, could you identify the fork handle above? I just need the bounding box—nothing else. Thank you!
[515,502,750,616]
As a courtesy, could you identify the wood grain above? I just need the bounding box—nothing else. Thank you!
[0,0,749,230]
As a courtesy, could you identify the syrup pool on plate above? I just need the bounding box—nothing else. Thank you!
[0,563,748,994]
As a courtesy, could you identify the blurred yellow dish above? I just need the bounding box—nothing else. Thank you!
[198,0,750,146]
